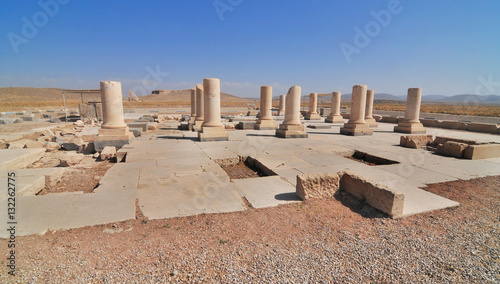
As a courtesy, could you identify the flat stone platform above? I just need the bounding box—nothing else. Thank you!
[1,120,500,237]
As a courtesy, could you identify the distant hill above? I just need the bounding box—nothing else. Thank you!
[422,95,448,101]
[0,87,101,103]
[140,89,250,103]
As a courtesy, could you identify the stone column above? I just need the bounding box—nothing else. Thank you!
[278,94,285,116]
[394,88,426,134]
[340,85,373,136]
[94,81,134,151]
[365,89,378,127]
[198,78,229,141]
[325,91,344,123]
[276,85,308,138]
[255,86,277,130]
[305,93,321,120]
[193,84,204,131]
[189,87,196,125]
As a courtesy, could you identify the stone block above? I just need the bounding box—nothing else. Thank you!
[467,123,499,134]
[463,143,500,160]
[420,118,441,127]
[373,114,382,121]
[127,122,148,131]
[432,136,476,146]
[100,146,117,160]
[340,123,373,136]
[236,121,256,130]
[380,116,399,123]
[319,108,331,116]
[198,126,229,142]
[341,113,350,119]
[438,120,469,130]
[129,128,142,137]
[24,140,45,149]
[254,119,277,130]
[247,110,259,116]
[61,137,84,151]
[436,141,468,158]
[339,172,404,218]
[59,153,85,167]
[400,135,434,149]
[147,122,158,130]
[49,118,61,123]
[44,142,61,152]
[394,121,426,134]
[276,124,308,138]
[304,113,321,120]
[296,172,341,200]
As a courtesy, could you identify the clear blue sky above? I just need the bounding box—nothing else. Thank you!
[1,0,499,98]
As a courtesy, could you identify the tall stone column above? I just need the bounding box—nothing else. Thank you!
[340,85,373,136]
[94,81,134,151]
[193,84,204,132]
[365,89,378,127]
[276,85,308,138]
[198,78,229,141]
[278,94,285,116]
[305,93,321,120]
[394,88,426,134]
[255,86,277,130]
[325,91,344,123]
[189,87,197,125]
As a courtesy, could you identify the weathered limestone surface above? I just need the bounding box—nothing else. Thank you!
[394,88,426,134]
[340,85,373,136]
[365,89,378,127]
[94,81,134,151]
[305,93,321,120]
[194,84,204,132]
[464,143,500,160]
[400,135,434,149]
[325,91,344,123]
[438,120,469,130]
[296,172,341,200]
[468,123,499,134]
[296,171,405,218]
[189,87,197,125]
[199,78,229,142]
[436,141,468,158]
[276,86,308,138]
[339,172,405,218]
[255,86,277,130]
[278,94,285,116]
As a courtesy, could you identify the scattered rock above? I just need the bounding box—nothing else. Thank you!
[100,146,117,160]
[61,137,84,151]
[49,118,61,123]
[24,140,45,148]
[44,141,62,152]
[59,153,85,167]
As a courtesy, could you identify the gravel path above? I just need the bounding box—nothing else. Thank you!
[0,175,498,283]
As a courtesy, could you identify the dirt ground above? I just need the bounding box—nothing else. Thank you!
[0,175,498,283]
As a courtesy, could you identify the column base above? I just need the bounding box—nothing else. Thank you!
[276,124,308,138]
[394,121,427,134]
[193,120,204,132]
[304,113,322,120]
[94,128,134,151]
[198,126,229,142]
[325,115,345,123]
[365,118,379,128]
[254,119,277,130]
[340,123,373,136]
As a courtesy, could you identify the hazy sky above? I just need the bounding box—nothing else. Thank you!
[1,0,499,98]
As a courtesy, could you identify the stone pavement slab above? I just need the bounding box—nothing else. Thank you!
[137,172,246,220]
[232,176,300,208]
[0,148,45,170]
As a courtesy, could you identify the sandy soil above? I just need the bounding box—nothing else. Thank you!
[0,175,498,283]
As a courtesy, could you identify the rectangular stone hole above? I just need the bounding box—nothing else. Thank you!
[347,151,399,166]
[219,156,276,180]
